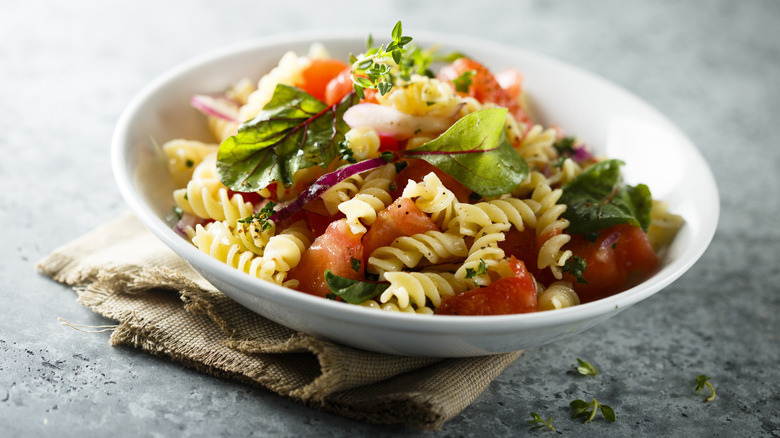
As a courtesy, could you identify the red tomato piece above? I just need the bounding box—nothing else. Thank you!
[438,257,537,315]
[299,59,350,103]
[361,197,439,261]
[612,224,659,274]
[438,58,532,128]
[287,219,364,298]
[390,159,473,203]
[564,224,658,303]
[324,67,353,106]
[495,67,524,100]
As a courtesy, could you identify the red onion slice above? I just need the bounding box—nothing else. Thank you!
[600,229,621,250]
[269,157,389,223]
[190,94,241,123]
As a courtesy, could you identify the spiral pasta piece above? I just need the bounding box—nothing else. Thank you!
[173,153,255,226]
[538,281,580,311]
[515,124,558,169]
[367,231,468,276]
[380,271,469,311]
[401,172,457,228]
[359,296,434,314]
[321,174,364,215]
[192,221,265,277]
[338,164,396,234]
[163,139,219,187]
[455,222,510,286]
[529,175,573,280]
[254,220,313,285]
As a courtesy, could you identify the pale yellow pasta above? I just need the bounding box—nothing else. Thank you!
[401,172,457,228]
[163,139,219,187]
[238,50,309,122]
[375,74,461,117]
[646,200,685,252]
[345,126,381,161]
[173,153,254,226]
[515,124,558,169]
[192,221,265,277]
[530,174,573,280]
[359,296,434,314]
[338,164,396,234]
[546,156,584,186]
[380,271,468,311]
[233,219,276,256]
[538,281,580,311]
[321,174,364,215]
[455,222,511,286]
[253,220,313,287]
[367,231,468,276]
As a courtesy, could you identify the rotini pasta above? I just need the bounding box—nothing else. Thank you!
[338,164,396,234]
[367,230,468,276]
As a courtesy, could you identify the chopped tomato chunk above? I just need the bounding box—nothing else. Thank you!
[298,59,350,103]
[564,224,658,303]
[361,197,439,261]
[438,257,537,315]
[287,219,364,298]
[438,58,532,128]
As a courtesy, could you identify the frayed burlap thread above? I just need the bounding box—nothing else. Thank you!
[35,212,522,430]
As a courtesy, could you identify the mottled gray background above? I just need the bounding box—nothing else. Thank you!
[2,0,778,436]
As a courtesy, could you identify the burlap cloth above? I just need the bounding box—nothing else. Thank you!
[35,212,522,430]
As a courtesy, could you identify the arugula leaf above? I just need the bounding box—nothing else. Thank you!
[323,270,389,304]
[560,159,652,235]
[403,108,528,196]
[216,85,358,192]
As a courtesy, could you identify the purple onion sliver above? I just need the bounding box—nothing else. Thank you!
[600,229,621,250]
[572,145,595,164]
[269,157,389,222]
[190,94,240,123]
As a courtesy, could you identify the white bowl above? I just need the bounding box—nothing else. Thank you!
[112,30,718,357]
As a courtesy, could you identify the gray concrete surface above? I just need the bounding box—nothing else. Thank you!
[2,0,779,436]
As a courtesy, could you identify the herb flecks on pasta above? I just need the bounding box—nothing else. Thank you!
[168,23,683,316]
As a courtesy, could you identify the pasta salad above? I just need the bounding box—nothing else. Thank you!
[164,23,683,316]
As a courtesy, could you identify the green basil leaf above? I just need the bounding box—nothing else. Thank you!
[216,85,358,192]
[404,108,528,197]
[324,270,389,304]
[560,159,652,235]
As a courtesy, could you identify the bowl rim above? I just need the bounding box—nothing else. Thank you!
[112,29,720,337]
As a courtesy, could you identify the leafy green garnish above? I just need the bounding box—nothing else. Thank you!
[452,70,475,93]
[464,259,488,279]
[338,140,357,163]
[560,159,652,235]
[350,257,361,273]
[323,270,389,304]
[527,412,555,431]
[216,84,358,192]
[695,375,716,402]
[238,201,277,231]
[570,398,616,423]
[553,136,576,156]
[575,358,599,376]
[351,21,414,98]
[404,108,528,196]
[173,206,184,220]
[562,256,588,284]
